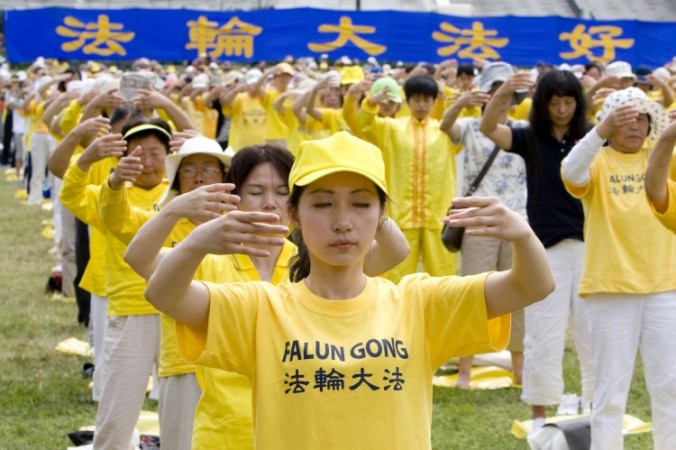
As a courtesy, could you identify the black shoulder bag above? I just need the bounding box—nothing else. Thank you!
[441,144,501,252]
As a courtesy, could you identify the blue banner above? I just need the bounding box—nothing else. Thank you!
[5,8,675,67]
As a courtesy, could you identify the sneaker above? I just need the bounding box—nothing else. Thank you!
[556,393,579,416]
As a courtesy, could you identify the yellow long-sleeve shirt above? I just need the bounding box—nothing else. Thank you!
[358,99,460,230]
[60,163,166,316]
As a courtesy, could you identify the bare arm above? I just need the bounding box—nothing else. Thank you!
[273,91,298,116]
[134,88,195,131]
[253,67,277,98]
[444,196,554,318]
[440,91,490,142]
[434,59,457,82]
[124,183,238,279]
[585,75,620,110]
[81,89,123,123]
[306,77,330,122]
[291,90,310,124]
[342,81,372,137]
[479,73,532,150]
[220,84,247,109]
[145,210,289,326]
[204,85,225,106]
[42,92,78,137]
[648,74,674,108]
[363,217,410,277]
[646,120,676,213]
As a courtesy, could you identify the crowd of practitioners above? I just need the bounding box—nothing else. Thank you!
[2,52,676,450]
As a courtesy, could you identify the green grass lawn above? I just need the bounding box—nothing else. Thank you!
[0,171,653,449]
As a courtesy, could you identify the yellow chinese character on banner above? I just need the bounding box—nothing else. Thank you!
[185,16,262,59]
[432,21,508,60]
[559,24,634,62]
[56,15,135,56]
[308,16,386,56]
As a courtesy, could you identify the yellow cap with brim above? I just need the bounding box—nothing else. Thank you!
[276,62,295,76]
[340,65,365,85]
[289,131,388,195]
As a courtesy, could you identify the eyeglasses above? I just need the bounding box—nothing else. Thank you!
[178,165,222,178]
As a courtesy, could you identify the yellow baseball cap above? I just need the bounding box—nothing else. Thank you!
[340,65,365,85]
[289,131,388,195]
[276,62,295,76]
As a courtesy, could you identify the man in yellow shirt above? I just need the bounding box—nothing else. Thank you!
[253,62,295,146]
[358,74,460,282]
[220,68,267,151]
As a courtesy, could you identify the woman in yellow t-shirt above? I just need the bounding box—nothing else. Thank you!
[125,143,411,449]
[139,132,554,450]
[561,87,676,450]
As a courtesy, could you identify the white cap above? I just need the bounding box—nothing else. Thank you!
[652,67,670,83]
[245,68,262,85]
[606,61,635,80]
[478,62,514,92]
[321,70,341,88]
[191,73,209,90]
[222,70,243,86]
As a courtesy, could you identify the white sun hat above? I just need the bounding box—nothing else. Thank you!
[596,87,668,140]
[159,136,233,208]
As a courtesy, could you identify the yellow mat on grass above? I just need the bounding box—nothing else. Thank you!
[511,414,652,439]
[55,337,92,358]
[433,365,515,390]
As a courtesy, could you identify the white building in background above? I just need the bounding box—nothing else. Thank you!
[0,0,673,20]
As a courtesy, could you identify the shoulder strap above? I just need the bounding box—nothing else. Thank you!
[464,144,501,196]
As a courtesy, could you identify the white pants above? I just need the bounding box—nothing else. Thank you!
[27,132,51,205]
[57,192,77,298]
[522,239,594,405]
[90,295,108,402]
[158,373,201,450]
[587,291,676,450]
[93,314,160,450]
[462,235,524,351]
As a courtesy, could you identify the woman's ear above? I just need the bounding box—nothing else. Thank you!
[286,203,300,228]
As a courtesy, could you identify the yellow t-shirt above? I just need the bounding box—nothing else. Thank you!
[180,95,218,139]
[177,272,508,450]
[309,108,350,140]
[279,102,312,157]
[223,92,266,151]
[190,241,296,450]
[263,89,290,141]
[358,100,460,229]
[563,146,676,295]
